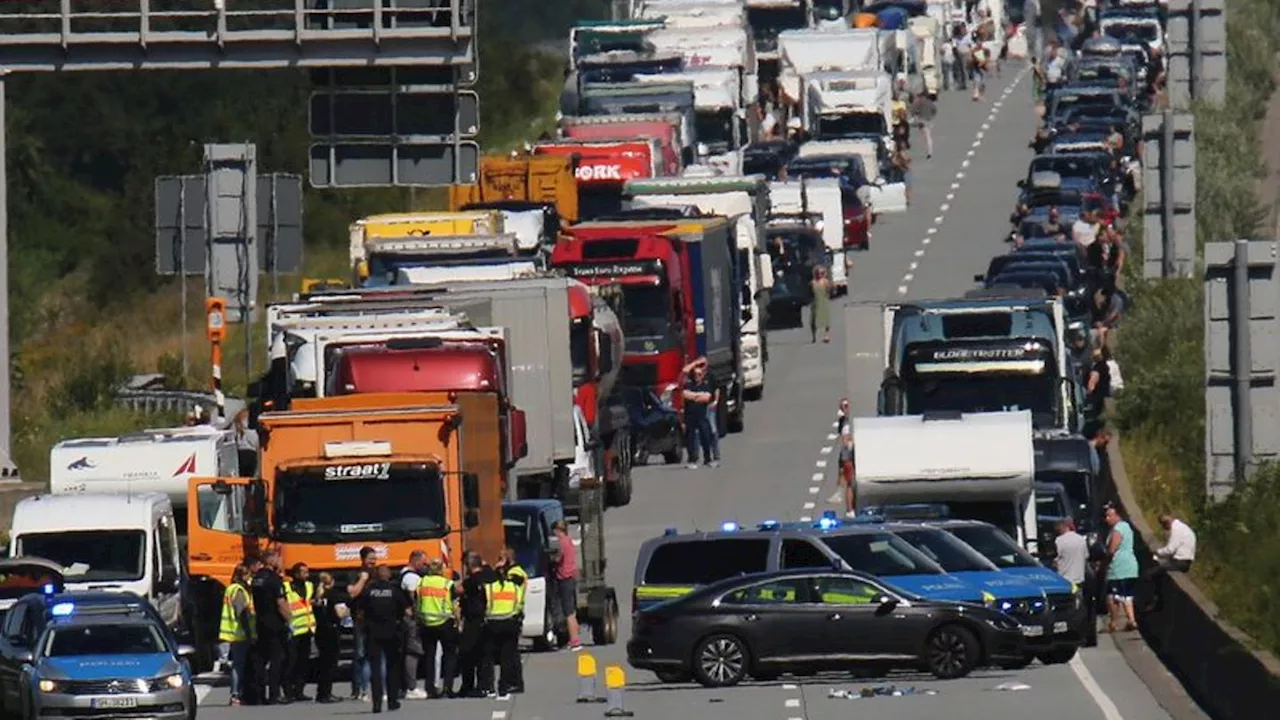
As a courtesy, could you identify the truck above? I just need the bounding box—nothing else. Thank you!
[776,27,889,107]
[574,81,699,158]
[634,69,751,175]
[851,410,1041,551]
[534,138,665,220]
[347,211,503,283]
[187,391,509,657]
[744,0,813,83]
[360,233,545,287]
[767,178,848,291]
[447,153,579,224]
[560,114,688,179]
[624,175,773,401]
[796,137,908,213]
[552,216,746,434]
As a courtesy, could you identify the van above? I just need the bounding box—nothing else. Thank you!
[502,500,565,650]
[631,520,983,613]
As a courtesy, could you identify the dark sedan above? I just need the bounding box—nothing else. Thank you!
[627,568,1025,687]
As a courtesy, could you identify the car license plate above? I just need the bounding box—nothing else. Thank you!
[1054,621,1069,634]
[1021,625,1045,637]
[91,697,138,709]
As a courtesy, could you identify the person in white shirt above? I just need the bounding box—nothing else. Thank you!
[1143,514,1196,612]
[1073,209,1100,250]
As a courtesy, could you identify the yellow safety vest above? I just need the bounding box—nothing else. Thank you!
[505,565,528,613]
[283,580,316,637]
[485,579,519,620]
[417,575,454,627]
[219,583,256,643]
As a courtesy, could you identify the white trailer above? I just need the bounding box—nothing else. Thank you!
[852,410,1040,552]
[767,178,849,289]
[624,175,775,399]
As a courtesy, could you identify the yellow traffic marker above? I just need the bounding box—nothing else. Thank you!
[603,665,634,717]
[576,652,604,703]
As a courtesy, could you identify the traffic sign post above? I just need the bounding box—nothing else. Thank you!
[205,297,227,422]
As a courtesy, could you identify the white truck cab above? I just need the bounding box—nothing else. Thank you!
[8,493,185,627]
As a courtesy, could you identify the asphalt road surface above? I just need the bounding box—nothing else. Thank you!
[193,61,1176,720]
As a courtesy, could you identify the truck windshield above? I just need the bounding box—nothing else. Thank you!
[947,524,1042,569]
[902,372,1057,426]
[579,186,624,221]
[817,532,945,577]
[1036,492,1069,518]
[816,113,886,138]
[892,528,999,573]
[16,530,145,583]
[44,624,167,658]
[695,110,735,153]
[747,7,808,50]
[621,283,672,338]
[275,465,447,542]
[570,319,592,386]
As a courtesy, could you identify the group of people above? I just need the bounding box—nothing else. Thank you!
[218,529,583,712]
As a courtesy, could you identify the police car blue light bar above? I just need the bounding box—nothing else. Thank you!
[50,602,74,617]
[721,521,739,532]
[663,527,678,536]
[42,584,55,595]
[817,510,839,530]
[758,520,780,530]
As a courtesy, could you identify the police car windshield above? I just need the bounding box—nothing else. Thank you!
[947,525,1041,569]
[275,464,447,542]
[892,529,1000,573]
[44,624,167,658]
[16,530,145,583]
[817,532,946,577]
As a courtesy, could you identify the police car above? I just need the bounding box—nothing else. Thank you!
[0,590,196,720]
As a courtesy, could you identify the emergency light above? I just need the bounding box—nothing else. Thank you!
[663,527,678,536]
[817,511,839,531]
[757,520,780,530]
[50,602,74,617]
[720,521,739,532]
[42,584,55,595]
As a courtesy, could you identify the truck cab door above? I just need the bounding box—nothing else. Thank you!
[186,476,256,584]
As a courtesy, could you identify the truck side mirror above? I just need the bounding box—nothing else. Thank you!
[462,472,481,529]
[510,410,529,462]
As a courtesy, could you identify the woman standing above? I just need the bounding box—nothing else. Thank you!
[836,432,856,518]
[810,266,833,344]
[1103,505,1139,632]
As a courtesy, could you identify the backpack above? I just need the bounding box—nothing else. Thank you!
[1108,359,1125,393]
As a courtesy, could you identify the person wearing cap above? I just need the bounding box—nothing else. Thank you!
[417,557,461,698]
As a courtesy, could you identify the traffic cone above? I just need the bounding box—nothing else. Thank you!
[603,665,634,717]
[576,653,604,703]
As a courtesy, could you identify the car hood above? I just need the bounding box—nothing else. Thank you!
[1002,566,1076,593]
[949,570,1045,599]
[886,574,984,603]
[40,654,180,681]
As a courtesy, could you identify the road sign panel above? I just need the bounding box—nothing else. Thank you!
[310,89,478,138]
[308,141,479,187]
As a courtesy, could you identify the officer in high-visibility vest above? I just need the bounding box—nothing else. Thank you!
[283,563,317,702]
[484,550,526,697]
[417,558,460,698]
[501,548,529,620]
[220,563,256,706]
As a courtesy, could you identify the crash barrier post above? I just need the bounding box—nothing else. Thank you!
[604,665,634,717]
[577,653,604,703]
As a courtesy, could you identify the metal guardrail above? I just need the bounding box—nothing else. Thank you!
[114,388,246,422]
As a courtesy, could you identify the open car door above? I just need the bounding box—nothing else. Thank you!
[0,558,64,614]
[187,476,259,585]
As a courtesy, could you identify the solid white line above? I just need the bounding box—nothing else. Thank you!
[815,459,828,468]
[803,501,815,509]
[898,285,909,294]
[785,699,802,708]
[914,249,925,257]
[820,445,833,454]
[782,684,798,690]
[1069,655,1125,720]
[903,273,914,282]
[800,515,812,522]
[811,472,824,481]
[808,486,820,495]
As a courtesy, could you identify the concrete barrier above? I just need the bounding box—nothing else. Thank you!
[1103,435,1280,719]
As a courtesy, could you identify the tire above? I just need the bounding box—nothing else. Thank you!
[187,688,198,720]
[1037,645,1079,665]
[692,634,749,688]
[925,624,980,680]
[727,406,745,434]
[590,595,618,646]
[604,445,632,508]
[532,606,556,651]
[744,385,763,402]
[654,670,691,684]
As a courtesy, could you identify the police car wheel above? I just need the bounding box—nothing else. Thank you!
[693,634,749,687]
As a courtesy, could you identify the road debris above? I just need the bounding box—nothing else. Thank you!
[828,685,939,699]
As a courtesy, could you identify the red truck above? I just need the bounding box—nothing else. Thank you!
[534,139,663,221]
[559,114,685,178]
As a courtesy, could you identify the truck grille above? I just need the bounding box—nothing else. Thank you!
[61,678,150,695]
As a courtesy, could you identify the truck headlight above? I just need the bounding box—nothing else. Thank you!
[38,679,58,694]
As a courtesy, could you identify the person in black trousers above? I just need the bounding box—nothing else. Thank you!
[418,558,461,698]
[456,553,496,698]
[250,551,292,705]
[357,565,410,713]
[312,572,342,703]
[488,551,526,696]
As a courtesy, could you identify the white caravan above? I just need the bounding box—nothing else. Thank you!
[767,178,848,290]
[852,410,1040,552]
[797,138,909,214]
[802,71,894,142]
[623,175,775,399]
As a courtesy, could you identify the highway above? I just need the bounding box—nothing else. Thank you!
[192,61,1176,720]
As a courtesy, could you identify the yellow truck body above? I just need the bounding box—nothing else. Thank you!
[449,154,579,223]
[349,210,503,281]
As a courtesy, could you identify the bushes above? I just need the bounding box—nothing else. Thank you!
[1114,0,1280,655]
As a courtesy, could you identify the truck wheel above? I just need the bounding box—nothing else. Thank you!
[744,386,763,402]
[727,406,744,434]
[591,595,619,646]
[605,449,632,508]
[715,395,729,438]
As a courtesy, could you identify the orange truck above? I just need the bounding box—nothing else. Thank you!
[449,153,580,223]
[185,391,508,647]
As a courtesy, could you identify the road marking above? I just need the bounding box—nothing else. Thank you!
[800,515,812,522]
[820,445,833,454]
[914,249,925,257]
[803,501,815,509]
[956,171,965,179]
[922,237,931,245]
[945,192,955,201]
[811,472,824,481]
[782,684,798,690]
[971,140,981,148]
[933,215,944,223]
[826,433,838,440]
[940,203,950,212]
[815,459,827,468]
[961,159,971,168]
[492,712,508,720]
[903,273,914,282]
[808,486,820,494]
[1069,655,1126,720]
[785,699,802,708]
[927,226,938,234]
[898,285,909,294]
[950,181,961,190]
[195,686,212,705]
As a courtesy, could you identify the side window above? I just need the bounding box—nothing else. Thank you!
[814,576,881,605]
[4,604,27,644]
[197,485,246,533]
[643,539,770,586]
[780,539,833,570]
[19,608,40,647]
[157,517,179,579]
[723,578,808,606]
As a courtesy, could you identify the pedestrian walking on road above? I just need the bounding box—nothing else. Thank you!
[1103,505,1139,633]
[910,92,937,159]
[250,551,291,705]
[835,397,850,436]
[312,573,343,703]
[551,521,582,651]
[810,266,832,344]
[398,551,428,699]
[358,565,410,713]
[346,547,378,701]
[836,432,856,518]
[1142,514,1196,612]
[416,558,461,698]
[681,358,720,467]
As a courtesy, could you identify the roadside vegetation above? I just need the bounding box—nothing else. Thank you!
[8,2,604,485]
[1113,0,1280,655]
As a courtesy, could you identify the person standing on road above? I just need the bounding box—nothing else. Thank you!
[250,551,292,705]
[457,553,497,697]
[836,432,856,518]
[681,358,720,468]
[346,547,378,701]
[1142,514,1196,612]
[971,39,990,101]
[1054,519,1096,647]
[910,92,937,160]
[312,572,343,704]
[810,266,833,344]
[398,551,428,699]
[551,521,583,651]
[284,563,316,702]
[417,558,461,698]
[836,397,850,436]
[358,565,410,713]
[1103,505,1139,633]
[219,563,255,707]
[484,551,526,698]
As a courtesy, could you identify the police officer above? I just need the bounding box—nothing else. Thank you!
[416,558,460,698]
[357,565,410,713]
[457,553,496,698]
[284,563,316,701]
[488,549,526,696]
[250,551,292,705]
[219,563,256,706]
